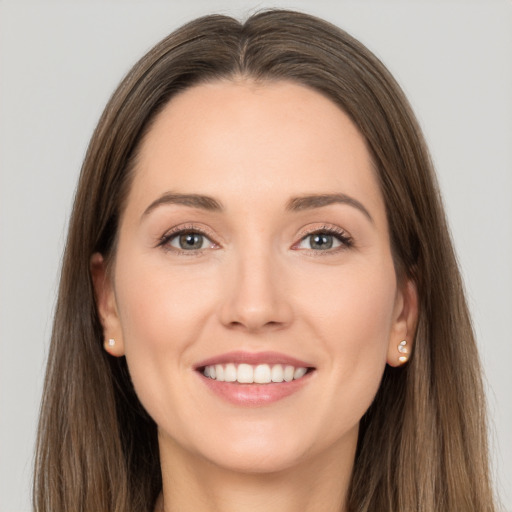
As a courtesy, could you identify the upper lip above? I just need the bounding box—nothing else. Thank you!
[194,351,314,370]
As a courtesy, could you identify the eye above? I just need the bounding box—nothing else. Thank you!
[171,232,209,250]
[160,228,217,252]
[294,228,352,251]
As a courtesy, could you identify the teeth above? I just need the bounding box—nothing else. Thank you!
[254,364,271,383]
[224,363,237,382]
[271,364,284,382]
[215,364,224,382]
[284,365,295,382]
[294,367,307,379]
[202,363,309,384]
[237,364,253,383]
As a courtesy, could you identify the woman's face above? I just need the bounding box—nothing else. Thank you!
[94,80,416,473]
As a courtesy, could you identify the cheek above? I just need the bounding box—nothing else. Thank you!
[296,257,397,414]
[115,251,217,347]
[302,255,396,347]
[112,252,219,416]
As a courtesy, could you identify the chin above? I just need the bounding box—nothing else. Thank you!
[203,441,309,475]
[185,419,345,476]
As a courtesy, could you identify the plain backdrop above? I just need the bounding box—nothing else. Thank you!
[1,1,511,511]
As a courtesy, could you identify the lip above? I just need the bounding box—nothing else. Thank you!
[198,371,314,407]
[194,351,316,407]
[194,350,314,369]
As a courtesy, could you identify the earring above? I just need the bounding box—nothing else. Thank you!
[107,338,115,347]
[398,340,409,363]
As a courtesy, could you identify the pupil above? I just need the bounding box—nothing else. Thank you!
[179,233,203,250]
[311,234,332,250]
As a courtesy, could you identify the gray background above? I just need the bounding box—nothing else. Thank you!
[1,1,511,511]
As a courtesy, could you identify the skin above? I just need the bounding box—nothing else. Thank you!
[92,79,418,512]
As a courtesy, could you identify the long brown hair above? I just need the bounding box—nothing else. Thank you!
[34,10,496,512]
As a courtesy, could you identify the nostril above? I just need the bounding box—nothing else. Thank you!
[225,319,286,332]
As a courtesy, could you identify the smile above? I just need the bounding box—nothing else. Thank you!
[203,363,309,384]
[195,351,316,406]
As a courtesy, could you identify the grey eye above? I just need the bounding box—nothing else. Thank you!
[309,234,334,250]
[169,232,211,250]
[297,233,343,250]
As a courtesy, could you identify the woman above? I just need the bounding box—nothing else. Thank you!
[33,9,496,512]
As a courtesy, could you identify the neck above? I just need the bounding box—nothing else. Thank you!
[156,429,357,512]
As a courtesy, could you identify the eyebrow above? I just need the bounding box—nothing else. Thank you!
[142,191,373,223]
[142,192,223,218]
[286,194,373,223]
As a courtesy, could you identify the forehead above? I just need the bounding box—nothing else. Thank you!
[128,79,384,217]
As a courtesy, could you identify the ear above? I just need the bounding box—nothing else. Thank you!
[90,252,125,357]
[386,278,418,367]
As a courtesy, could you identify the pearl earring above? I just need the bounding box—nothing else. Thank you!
[398,340,409,363]
[107,338,115,347]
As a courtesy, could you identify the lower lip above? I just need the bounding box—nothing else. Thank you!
[198,372,314,406]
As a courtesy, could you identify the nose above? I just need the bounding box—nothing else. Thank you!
[218,247,294,333]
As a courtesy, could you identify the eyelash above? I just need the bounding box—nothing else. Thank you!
[294,225,353,253]
[157,224,218,256]
[157,224,353,255]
